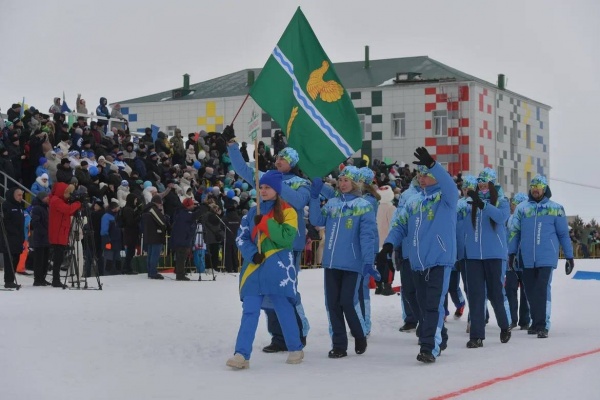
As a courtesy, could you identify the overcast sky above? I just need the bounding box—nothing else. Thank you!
[2,0,599,220]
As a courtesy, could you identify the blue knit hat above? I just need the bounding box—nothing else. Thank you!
[277,147,299,167]
[259,170,283,195]
[339,166,361,182]
[39,157,48,166]
[462,175,478,189]
[478,167,497,184]
[358,167,375,184]
[512,192,528,205]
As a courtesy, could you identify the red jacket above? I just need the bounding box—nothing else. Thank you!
[48,182,81,245]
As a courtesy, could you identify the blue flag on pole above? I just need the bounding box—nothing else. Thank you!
[151,124,160,142]
[61,91,72,113]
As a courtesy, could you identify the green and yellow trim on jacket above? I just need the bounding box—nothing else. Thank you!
[239,202,298,292]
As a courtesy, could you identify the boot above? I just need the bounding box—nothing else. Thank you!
[466,338,483,348]
[226,353,249,369]
[417,351,436,363]
[286,350,304,364]
[527,326,538,335]
[500,329,511,343]
[374,282,383,295]
[399,322,418,332]
[355,337,367,355]
[381,282,395,296]
[262,342,287,353]
[328,348,347,359]
[537,329,549,338]
[4,282,19,289]
[33,280,49,287]
[176,276,190,281]
[51,280,66,288]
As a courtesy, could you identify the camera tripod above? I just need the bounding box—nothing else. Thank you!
[60,204,103,290]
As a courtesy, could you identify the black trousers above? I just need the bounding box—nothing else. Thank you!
[51,244,66,283]
[32,246,50,283]
[3,252,19,285]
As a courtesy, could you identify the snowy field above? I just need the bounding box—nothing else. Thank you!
[2,259,600,400]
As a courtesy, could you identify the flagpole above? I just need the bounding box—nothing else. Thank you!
[230,93,250,125]
[254,134,261,253]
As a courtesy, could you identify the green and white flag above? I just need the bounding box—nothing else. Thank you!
[249,7,362,178]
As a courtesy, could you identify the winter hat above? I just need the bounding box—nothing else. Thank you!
[212,186,220,195]
[461,175,478,189]
[36,192,49,201]
[40,173,49,180]
[120,180,129,187]
[60,158,70,165]
[75,128,83,135]
[110,199,120,210]
[512,192,528,205]
[358,167,375,184]
[39,157,48,166]
[70,177,79,185]
[232,196,240,204]
[530,175,548,189]
[416,165,435,179]
[106,131,114,138]
[80,160,88,167]
[338,166,361,182]
[87,151,95,158]
[259,170,283,195]
[143,181,152,189]
[277,147,299,167]
[98,155,106,162]
[477,167,497,184]
[182,198,195,208]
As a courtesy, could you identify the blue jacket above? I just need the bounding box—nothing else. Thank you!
[508,187,573,268]
[397,182,420,260]
[461,191,510,260]
[100,211,122,251]
[309,192,375,273]
[507,213,524,270]
[363,193,379,253]
[236,200,298,301]
[384,163,458,271]
[228,142,310,251]
[31,181,51,196]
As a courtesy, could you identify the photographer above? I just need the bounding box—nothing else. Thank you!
[0,188,25,289]
[48,182,81,288]
[142,195,169,280]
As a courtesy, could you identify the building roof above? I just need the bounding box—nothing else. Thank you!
[118,56,549,108]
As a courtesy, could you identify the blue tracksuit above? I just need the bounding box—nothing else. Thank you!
[461,190,511,339]
[309,191,375,349]
[505,214,530,327]
[228,142,310,344]
[383,163,458,358]
[508,187,573,333]
[359,193,379,335]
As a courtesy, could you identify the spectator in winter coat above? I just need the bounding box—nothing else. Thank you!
[29,129,49,174]
[57,133,71,156]
[74,161,92,188]
[185,144,197,166]
[123,142,136,160]
[100,200,123,275]
[48,182,81,287]
[227,170,303,369]
[170,198,205,280]
[7,103,21,123]
[76,94,88,115]
[155,131,172,157]
[170,129,185,166]
[121,193,142,274]
[309,166,376,359]
[30,192,50,286]
[0,188,25,288]
[44,150,60,183]
[240,141,250,163]
[35,157,50,180]
[117,180,130,207]
[140,128,154,148]
[379,147,458,363]
[222,199,241,273]
[56,158,74,183]
[96,97,110,129]
[508,175,575,338]
[110,103,127,131]
[142,195,169,279]
[31,173,51,196]
[49,97,61,114]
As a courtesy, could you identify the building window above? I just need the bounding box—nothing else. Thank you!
[358,114,366,139]
[511,168,519,193]
[498,166,505,186]
[432,110,448,137]
[526,124,531,149]
[439,162,449,171]
[526,171,532,187]
[497,116,504,142]
[510,121,518,148]
[392,112,406,139]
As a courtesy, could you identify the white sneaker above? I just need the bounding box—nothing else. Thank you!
[226,353,249,369]
[286,350,304,364]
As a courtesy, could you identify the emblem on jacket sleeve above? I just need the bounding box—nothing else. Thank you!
[278,253,298,295]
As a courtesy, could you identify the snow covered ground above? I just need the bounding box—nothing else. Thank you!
[2,259,600,400]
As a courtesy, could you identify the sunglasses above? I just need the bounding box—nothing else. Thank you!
[530,184,546,190]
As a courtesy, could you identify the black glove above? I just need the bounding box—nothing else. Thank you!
[252,252,265,264]
[508,254,515,272]
[412,147,435,168]
[565,258,574,275]
[467,190,485,210]
[222,125,236,142]
[254,214,263,226]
